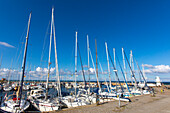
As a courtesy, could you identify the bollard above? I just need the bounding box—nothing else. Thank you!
[119,94,121,108]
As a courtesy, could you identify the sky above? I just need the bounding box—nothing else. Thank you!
[0,0,170,82]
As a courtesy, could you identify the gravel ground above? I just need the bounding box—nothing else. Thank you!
[54,87,170,113]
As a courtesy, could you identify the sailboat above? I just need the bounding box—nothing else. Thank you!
[105,45,131,102]
[61,32,91,108]
[0,12,31,113]
[27,8,61,112]
[123,50,142,96]
[97,42,117,99]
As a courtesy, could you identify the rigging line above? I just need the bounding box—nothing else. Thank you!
[7,58,14,83]
[39,20,51,82]
[13,24,28,65]
[40,20,51,64]
[98,57,110,92]
[107,48,123,92]
[89,48,101,90]
[123,50,137,87]
[115,52,131,93]
[77,43,86,89]
[134,58,147,86]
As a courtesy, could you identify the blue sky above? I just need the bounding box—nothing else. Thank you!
[1,0,170,82]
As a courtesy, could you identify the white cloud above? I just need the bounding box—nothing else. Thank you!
[143,64,170,74]
[59,69,72,75]
[29,67,56,77]
[89,68,95,73]
[0,66,106,80]
[0,68,19,78]
[143,64,154,68]
[0,42,15,48]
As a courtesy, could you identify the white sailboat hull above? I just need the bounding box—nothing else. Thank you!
[31,100,59,112]
[0,99,30,113]
[62,96,90,108]
[28,95,59,112]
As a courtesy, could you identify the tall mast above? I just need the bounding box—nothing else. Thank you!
[130,50,134,85]
[107,48,123,92]
[75,31,78,96]
[131,51,135,74]
[122,48,127,82]
[95,39,100,89]
[45,8,53,100]
[87,35,90,92]
[113,48,116,67]
[105,42,111,88]
[89,49,101,90]
[131,50,136,85]
[115,51,130,93]
[19,12,31,106]
[124,50,137,89]
[113,48,118,93]
[77,44,86,88]
[135,59,147,87]
[113,48,117,85]
[52,8,61,97]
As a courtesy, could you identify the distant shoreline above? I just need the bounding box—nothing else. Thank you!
[1,80,170,85]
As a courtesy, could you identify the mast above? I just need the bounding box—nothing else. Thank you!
[131,51,135,75]
[19,12,31,106]
[135,59,147,87]
[115,51,131,93]
[105,42,111,88]
[113,48,118,93]
[52,8,61,97]
[124,50,137,89]
[87,35,90,92]
[122,48,127,82]
[95,39,100,89]
[45,8,53,100]
[113,48,118,90]
[77,44,86,88]
[131,50,139,86]
[130,50,134,85]
[89,49,101,90]
[75,31,78,96]
[113,48,116,68]
[95,39,100,105]
[107,48,123,92]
